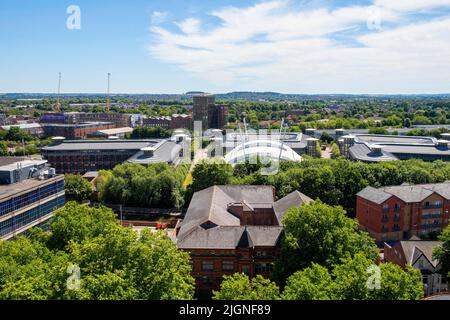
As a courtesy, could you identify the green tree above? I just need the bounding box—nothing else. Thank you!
[282,263,334,300]
[213,274,280,300]
[0,203,195,300]
[282,254,424,300]
[433,226,450,279]
[274,201,378,283]
[0,141,8,156]
[189,160,233,193]
[64,174,93,202]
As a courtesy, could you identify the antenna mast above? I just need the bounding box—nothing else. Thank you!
[106,73,111,113]
[56,72,61,113]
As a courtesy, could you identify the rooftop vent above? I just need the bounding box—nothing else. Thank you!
[141,146,156,157]
[51,136,65,145]
[371,144,384,155]
[436,140,449,149]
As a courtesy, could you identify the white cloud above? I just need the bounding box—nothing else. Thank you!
[148,1,450,93]
[176,18,201,34]
[375,0,450,12]
[151,11,168,25]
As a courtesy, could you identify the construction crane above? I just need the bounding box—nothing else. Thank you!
[106,72,111,113]
[55,72,61,113]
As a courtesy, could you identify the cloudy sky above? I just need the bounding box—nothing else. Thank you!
[1,0,450,94]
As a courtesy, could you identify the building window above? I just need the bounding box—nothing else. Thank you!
[418,260,424,269]
[256,251,267,257]
[383,204,389,212]
[255,263,273,274]
[242,265,250,275]
[202,260,214,272]
[222,261,234,272]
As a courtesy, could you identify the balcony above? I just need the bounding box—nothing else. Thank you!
[423,204,442,210]
[421,223,442,229]
[393,215,401,222]
[422,214,441,220]
[393,207,401,212]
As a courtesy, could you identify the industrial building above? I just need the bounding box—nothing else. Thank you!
[0,157,65,240]
[143,114,192,130]
[41,138,185,174]
[0,123,44,138]
[42,122,115,140]
[40,112,142,128]
[338,133,450,162]
[86,127,133,139]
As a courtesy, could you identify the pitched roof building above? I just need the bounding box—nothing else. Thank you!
[175,185,312,297]
[357,182,450,243]
[384,238,446,295]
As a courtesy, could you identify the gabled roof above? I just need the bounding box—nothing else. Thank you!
[177,185,310,247]
[273,190,313,224]
[177,225,283,249]
[357,186,393,204]
[400,240,443,268]
[357,182,450,204]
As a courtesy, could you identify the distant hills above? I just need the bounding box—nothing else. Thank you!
[1,92,450,102]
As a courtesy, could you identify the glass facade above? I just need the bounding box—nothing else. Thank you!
[0,180,64,217]
[0,195,65,238]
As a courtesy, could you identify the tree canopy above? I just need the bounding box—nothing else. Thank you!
[0,202,195,300]
[64,174,93,202]
[213,274,280,300]
[274,201,378,283]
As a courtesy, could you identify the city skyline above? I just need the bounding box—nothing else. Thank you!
[1,0,450,94]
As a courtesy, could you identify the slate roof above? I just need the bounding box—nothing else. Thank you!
[273,190,313,224]
[399,240,443,268]
[357,182,450,204]
[177,185,312,249]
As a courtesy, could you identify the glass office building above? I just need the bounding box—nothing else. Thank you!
[0,172,65,240]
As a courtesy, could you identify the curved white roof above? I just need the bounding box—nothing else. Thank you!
[224,139,302,164]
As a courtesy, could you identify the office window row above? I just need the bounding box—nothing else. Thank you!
[0,195,65,237]
[0,180,64,217]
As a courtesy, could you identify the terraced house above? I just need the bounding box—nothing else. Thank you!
[356,182,450,243]
[174,185,312,297]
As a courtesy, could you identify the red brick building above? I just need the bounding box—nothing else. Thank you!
[143,114,192,130]
[175,185,312,297]
[42,122,115,140]
[356,182,450,243]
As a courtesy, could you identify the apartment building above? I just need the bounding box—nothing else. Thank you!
[356,182,450,242]
[193,94,228,130]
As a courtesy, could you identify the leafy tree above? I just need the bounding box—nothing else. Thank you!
[433,226,450,279]
[189,159,233,193]
[282,254,424,300]
[98,163,188,209]
[0,203,195,300]
[0,141,8,156]
[274,201,378,283]
[213,274,280,300]
[282,263,333,300]
[330,143,341,158]
[64,174,93,202]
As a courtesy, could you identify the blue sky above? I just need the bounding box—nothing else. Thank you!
[1,0,450,94]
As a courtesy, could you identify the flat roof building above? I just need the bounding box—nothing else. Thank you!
[41,139,184,174]
[0,158,65,240]
[339,134,450,162]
